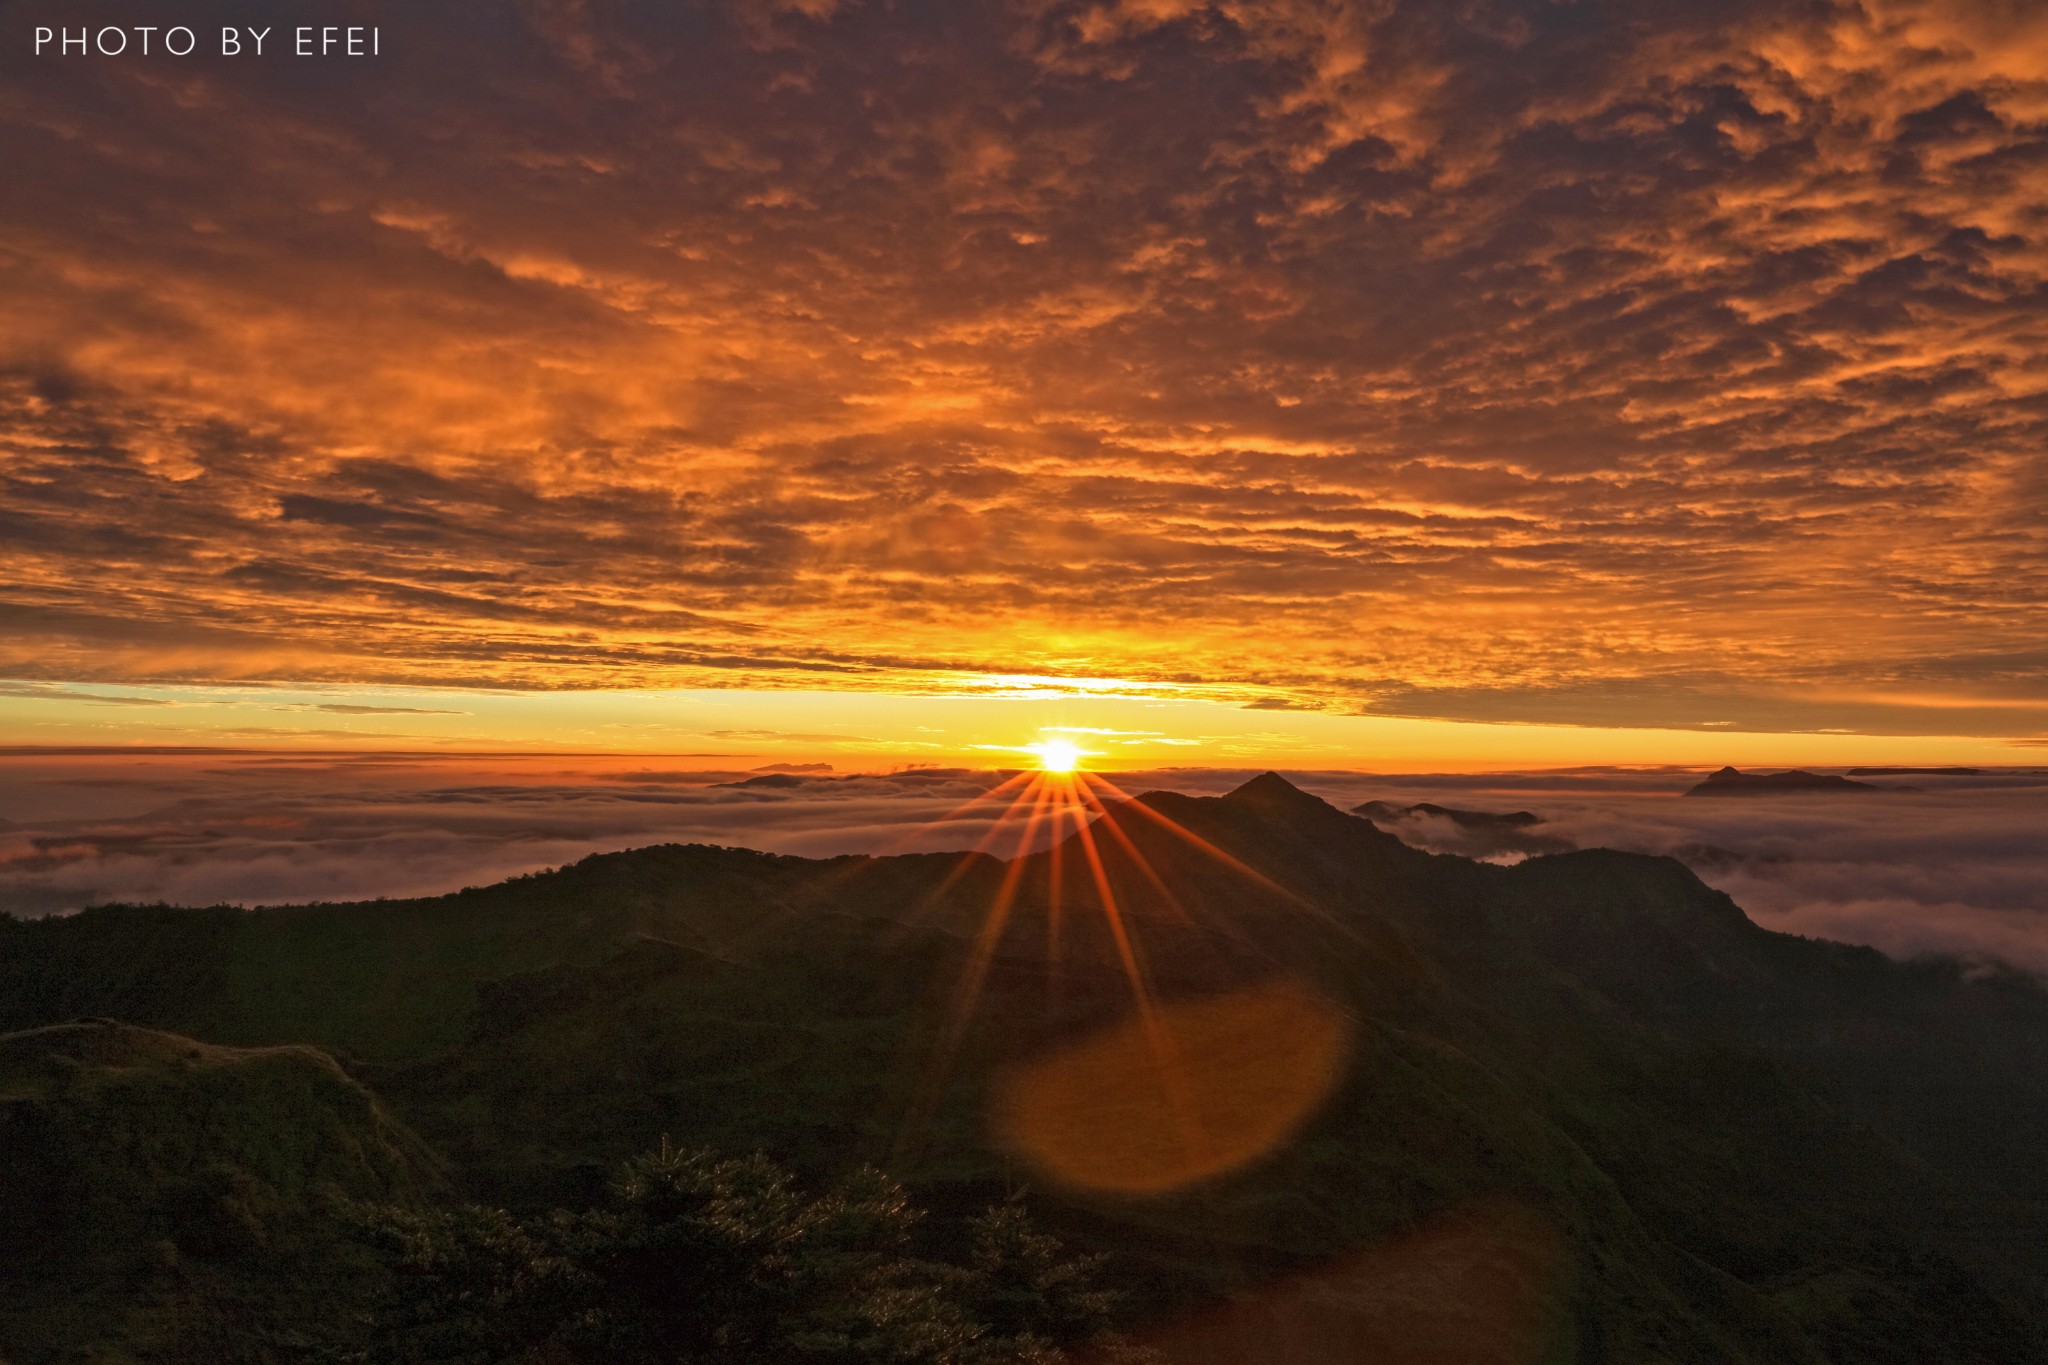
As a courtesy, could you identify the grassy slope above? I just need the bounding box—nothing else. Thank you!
[0,1021,439,1363]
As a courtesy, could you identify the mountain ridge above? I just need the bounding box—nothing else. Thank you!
[2,774,2045,1362]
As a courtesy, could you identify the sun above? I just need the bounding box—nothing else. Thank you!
[1033,738,1083,773]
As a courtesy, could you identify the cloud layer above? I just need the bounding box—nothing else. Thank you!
[1333,765,2048,971]
[1,0,2044,735]
[5,753,2047,976]
[0,753,1025,912]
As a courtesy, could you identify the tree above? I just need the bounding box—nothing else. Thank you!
[357,1143,1153,1365]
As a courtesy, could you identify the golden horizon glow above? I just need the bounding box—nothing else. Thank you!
[0,681,2035,773]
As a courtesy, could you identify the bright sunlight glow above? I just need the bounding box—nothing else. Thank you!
[1034,738,1083,772]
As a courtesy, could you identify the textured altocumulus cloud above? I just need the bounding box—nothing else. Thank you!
[2,0,2045,734]
[5,754,2048,977]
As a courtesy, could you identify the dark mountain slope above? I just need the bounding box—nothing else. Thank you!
[0,1019,438,1361]
[373,919,1830,1364]
[0,845,1009,1062]
[1,775,2045,1363]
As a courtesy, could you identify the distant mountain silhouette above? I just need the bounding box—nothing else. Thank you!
[1845,767,1981,777]
[713,771,809,789]
[2,773,2044,1362]
[1683,766,1897,796]
[1352,799,1544,830]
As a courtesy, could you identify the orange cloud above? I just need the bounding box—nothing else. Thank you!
[1,0,2043,739]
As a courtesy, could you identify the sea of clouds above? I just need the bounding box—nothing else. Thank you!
[3,755,2045,974]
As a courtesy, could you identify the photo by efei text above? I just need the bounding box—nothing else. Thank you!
[33,26,380,56]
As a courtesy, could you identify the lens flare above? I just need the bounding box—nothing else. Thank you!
[896,764,1349,1173]
[992,977,1350,1193]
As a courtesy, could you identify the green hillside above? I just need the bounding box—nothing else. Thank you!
[1,775,2044,1363]
[0,1020,439,1361]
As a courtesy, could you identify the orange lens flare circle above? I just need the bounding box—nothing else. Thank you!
[991,977,1350,1195]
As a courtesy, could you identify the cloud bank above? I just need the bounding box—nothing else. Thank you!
[1337,766,2048,972]
[5,753,2046,976]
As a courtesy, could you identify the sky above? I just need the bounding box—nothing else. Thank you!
[2,0,2045,764]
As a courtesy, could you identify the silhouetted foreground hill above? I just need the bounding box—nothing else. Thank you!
[0,1020,438,1358]
[3,775,2046,1363]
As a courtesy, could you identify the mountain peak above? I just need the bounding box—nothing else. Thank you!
[1222,771,1327,811]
